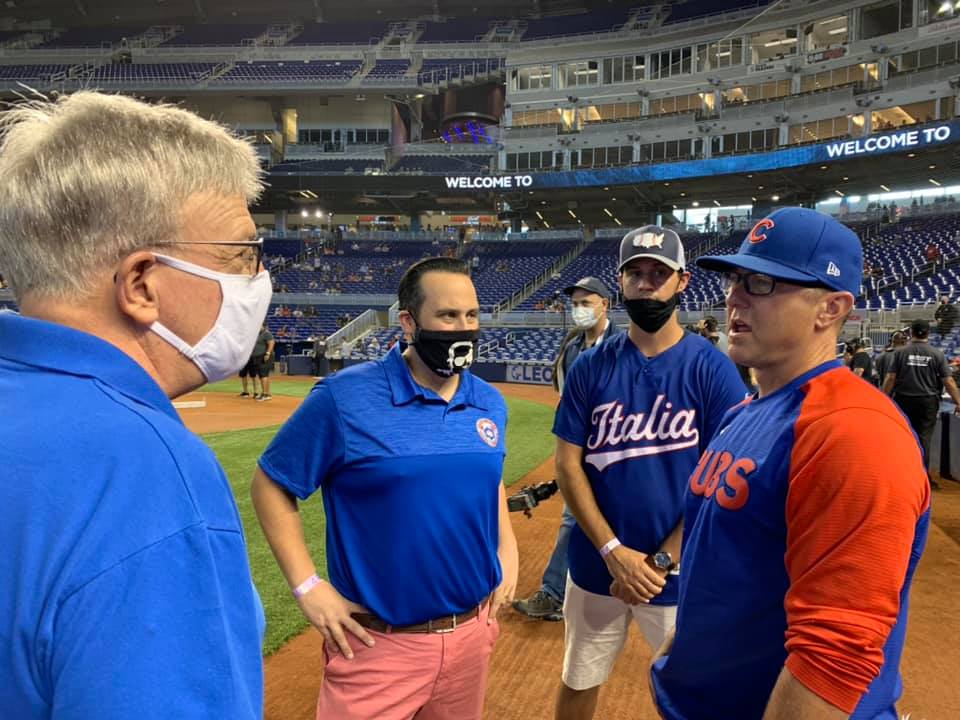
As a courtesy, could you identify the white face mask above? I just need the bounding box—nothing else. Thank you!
[571,305,599,329]
[149,254,273,383]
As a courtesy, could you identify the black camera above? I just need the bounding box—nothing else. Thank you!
[507,480,560,518]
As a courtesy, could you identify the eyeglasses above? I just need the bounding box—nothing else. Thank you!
[720,270,825,297]
[157,239,264,278]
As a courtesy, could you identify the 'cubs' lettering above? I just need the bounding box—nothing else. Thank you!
[690,451,755,510]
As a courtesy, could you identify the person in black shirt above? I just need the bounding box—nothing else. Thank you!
[934,295,958,336]
[849,338,876,385]
[874,331,907,385]
[883,319,960,488]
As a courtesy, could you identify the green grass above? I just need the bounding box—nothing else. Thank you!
[201,394,555,654]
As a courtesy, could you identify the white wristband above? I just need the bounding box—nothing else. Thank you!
[599,537,621,558]
[292,573,323,599]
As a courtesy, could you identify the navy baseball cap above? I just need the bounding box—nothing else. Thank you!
[618,225,686,272]
[696,208,863,296]
[564,276,611,299]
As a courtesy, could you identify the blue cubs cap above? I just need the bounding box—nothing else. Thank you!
[695,207,863,296]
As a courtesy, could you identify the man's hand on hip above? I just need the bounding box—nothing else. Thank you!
[604,545,667,604]
[296,581,375,659]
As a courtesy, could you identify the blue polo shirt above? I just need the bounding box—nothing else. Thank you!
[0,311,264,720]
[259,344,507,626]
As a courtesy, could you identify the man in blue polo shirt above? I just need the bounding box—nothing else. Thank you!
[0,92,269,718]
[252,256,518,720]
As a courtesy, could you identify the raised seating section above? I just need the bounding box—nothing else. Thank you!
[364,59,411,79]
[162,25,267,45]
[37,27,144,48]
[418,19,494,42]
[89,63,217,82]
[419,58,502,83]
[271,157,385,173]
[392,154,494,173]
[466,240,579,309]
[664,0,771,24]
[0,65,73,81]
[290,22,386,44]
[267,304,383,342]
[520,9,633,40]
[218,60,362,83]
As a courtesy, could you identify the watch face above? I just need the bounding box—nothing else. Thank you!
[654,551,674,570]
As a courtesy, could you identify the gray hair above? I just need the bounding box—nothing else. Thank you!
[0,91,264,299]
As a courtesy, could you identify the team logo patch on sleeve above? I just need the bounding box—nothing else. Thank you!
[476,418,499,447]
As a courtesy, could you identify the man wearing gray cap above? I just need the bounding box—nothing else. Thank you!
[513,277,619,622]
[552,227,746,719]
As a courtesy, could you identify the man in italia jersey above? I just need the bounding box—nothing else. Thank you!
[651,208,930,720]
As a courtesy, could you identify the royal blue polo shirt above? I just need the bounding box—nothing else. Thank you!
[0,311,264,720]
[259,343,507,626]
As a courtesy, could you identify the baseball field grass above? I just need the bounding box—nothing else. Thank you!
[200,380,556,653]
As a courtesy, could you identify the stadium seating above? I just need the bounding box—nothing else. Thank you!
[218,60,362,83]
[520,8,633,40]
[37,27,144,48]
[0,65,73,81]
[289,22,387,44]
[364,60,411,79]
[161,25,267,46]
[89,63,218,83]
[392,154,494,173]
[418,19,494,43]
[663,0,772,24]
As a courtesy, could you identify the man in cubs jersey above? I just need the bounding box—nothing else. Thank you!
[553,227,746,720]
[652,207,930,720]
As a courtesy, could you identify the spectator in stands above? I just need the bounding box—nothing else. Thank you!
[292,307,304,318]
[367,335,381,356]
[883,319,960,489]
[874,330,908,384]
[252,257,517,720]
[925,243,940,262]
[934,295,958,335]
[513,277,619,623]
[849,338,876,385]
[308,280,319,290]
[0,91,267,718]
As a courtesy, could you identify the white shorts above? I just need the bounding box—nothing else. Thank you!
[561,574,677,691]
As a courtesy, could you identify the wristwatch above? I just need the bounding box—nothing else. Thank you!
[651,551,678,573]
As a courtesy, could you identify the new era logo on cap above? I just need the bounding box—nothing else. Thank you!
[826,262,841,277]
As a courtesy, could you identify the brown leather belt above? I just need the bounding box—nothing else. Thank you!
[352,602,485,634]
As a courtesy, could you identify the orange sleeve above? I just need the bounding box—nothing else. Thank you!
[782,406,929,713]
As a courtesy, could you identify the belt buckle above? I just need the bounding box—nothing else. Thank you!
[427,614,457,634]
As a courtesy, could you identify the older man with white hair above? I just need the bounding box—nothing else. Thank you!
[0,92,270,719]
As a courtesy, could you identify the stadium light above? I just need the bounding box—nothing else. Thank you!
[772,195,780,202]
[315,210,323,218]
[834,189,845,196]
[613,218,622,226]
[880,184,891,192]
[301,209,309,217]
[568,209,578,219]
[603,208,613,217]
[929,178,942,186]
[692,201,700,207]
[713,200,721,207]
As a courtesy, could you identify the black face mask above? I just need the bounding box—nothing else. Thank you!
[623,295,679,334]
[412,326,481,377]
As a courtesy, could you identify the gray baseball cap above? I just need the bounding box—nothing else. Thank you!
[563,276,611,299]
[618,225,686,272]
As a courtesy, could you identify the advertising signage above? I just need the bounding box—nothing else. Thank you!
[440,122,960,192]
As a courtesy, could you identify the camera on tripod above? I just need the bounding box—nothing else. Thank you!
[507,479,560,518]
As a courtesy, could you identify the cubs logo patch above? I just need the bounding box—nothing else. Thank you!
[476,418,499,448]
[748,218,775,244]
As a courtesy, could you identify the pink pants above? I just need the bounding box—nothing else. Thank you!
[316,605,499,720]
